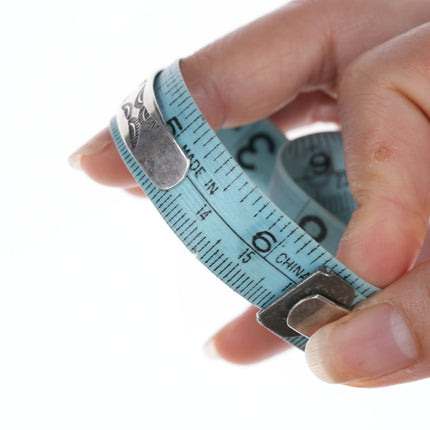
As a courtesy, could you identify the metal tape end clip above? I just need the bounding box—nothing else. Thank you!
[118,70,190,191]
[257,266,354,340]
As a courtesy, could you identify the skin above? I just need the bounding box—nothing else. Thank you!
[71,0,430,387]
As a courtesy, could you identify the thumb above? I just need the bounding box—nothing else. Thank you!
[335,24,430,287]
[305,260,430,387]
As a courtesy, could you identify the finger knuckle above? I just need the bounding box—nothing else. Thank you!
[338,52,382,98]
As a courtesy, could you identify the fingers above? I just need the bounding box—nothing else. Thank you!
[70,128,137,188]
[181,0,430,129]
[205,306,289,364]
[73,0,430,189]
[305,259,430,387]
[124,186,146,197]
[336,23,430,287]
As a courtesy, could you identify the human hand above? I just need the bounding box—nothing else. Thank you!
[70,0,430,387]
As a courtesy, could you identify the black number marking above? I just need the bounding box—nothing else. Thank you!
[299,215,327,243]
[237,133,275,170]
[166,116,183,136]
[238,248,256,264]
[309,152,331,175]
[196,204,212,221]
[252,231,277,253]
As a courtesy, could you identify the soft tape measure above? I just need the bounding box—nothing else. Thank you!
[109,60,381,350]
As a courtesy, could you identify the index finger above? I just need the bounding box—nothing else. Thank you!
[72,0,430,187]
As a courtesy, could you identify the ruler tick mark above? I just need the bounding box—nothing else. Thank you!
[238,181,249,192]
[322,258,332,267]
[225,165,236,176]
[203,143,220,159]
[186,230,201,248]
[155,192,171,207]
[204,248,219,264]
[265,210,275,220]
[260,294,276,309]
[209,253,224,269]
[297,239,312,254]
[237,276,251,293]
[202,135,216,148]
[183,226,198,244]
[197,239,211,255]
[179,101,194,117]
[185,107,198,120]
[193,235,206,250]
[218,261,232,276]
[223,172,243,192]
[214,156,232,174]
[254,287,269,303]
[248,286,264,301]
[171,213,187,229]
[222,263,240,280]
[231,271,246,287]
[201,239,221,260]
[252,196,262,207]
[269,216,283,230]
[164,203,180,219]
[240,186,257,203]
[307,245,318,256]
[241,279,255,296]
[213,151,224,162]
[214,257,229,272]
[193,122,207,134]
[170,89,187,106]
[310,251,325,265]
[286,226,298,238]
[180,219,196,236]
[294,233,305,244]
[254,202,269,218]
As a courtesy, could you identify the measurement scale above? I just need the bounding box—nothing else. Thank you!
[109,60,380,350]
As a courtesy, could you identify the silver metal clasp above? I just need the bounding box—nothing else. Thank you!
[117,70,190,190]
[257,266,354,339]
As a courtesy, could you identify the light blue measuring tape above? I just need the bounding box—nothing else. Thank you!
[109,60,381,350]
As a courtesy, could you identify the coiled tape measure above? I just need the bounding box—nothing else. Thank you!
[109,60,381,350]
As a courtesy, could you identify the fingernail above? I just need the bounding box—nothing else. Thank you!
[305,304,418,384]
[68,130,111,170]
[204,338,220,359]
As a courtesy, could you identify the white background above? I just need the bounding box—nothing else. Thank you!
[1,0,429,429]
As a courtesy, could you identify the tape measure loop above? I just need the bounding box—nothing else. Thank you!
[109,60,381,350]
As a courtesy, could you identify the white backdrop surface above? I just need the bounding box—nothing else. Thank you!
[1,1,429,429]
